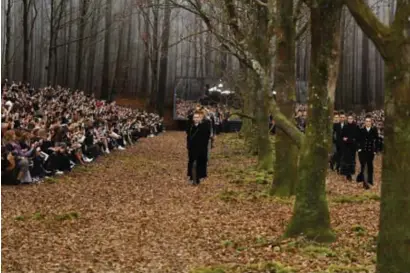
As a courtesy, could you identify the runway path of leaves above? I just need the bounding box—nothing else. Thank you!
[2,132,381,273]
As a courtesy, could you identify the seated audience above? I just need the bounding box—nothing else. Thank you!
[1,81,164,185]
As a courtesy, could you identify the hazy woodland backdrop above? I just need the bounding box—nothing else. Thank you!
[1,0,395,111]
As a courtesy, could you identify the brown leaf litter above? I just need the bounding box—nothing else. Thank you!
[2,132,381,273]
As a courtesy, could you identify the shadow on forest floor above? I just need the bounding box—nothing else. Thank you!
[1,132,380,273]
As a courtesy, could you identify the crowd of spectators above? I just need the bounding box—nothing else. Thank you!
[175,99,238,121]
[1,80,164,185]
[270,104,385,136]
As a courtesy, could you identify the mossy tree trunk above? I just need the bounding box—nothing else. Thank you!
[344,1,410,271]
[256,76,273,170]
[239,68,255,141]
[286,0,343,242]
[271,0,299,196]
[377,46,410,273]
[254,9,273,171]
[189,0,304,168]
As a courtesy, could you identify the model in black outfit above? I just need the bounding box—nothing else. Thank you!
[186,111,211,185]
[331,111,346,173]
[340,113,359,181]
[356,115,379,189]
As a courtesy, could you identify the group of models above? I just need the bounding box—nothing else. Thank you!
[330,111,382,189]
[185,107,381,189]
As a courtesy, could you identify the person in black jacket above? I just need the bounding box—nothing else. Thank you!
[340,112,358,181]
[331,111,346,173]
[330,111,340,171]
[186,110,211,185]
[356,115,379,189]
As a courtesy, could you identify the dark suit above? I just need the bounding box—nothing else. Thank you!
[340,122,358,178]
[356,126,379,185]
[330,122,344,171]
[186,121,211,183]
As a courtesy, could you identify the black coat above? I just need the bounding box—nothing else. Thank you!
[357,126,379,153]
[186,121,211,158]
[333,122,346,146]
[341,123,359,145]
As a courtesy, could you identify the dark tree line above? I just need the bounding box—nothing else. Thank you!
[1,0,392,111]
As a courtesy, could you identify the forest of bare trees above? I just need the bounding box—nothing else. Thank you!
[1,0,394,111]
[1,1,409,273]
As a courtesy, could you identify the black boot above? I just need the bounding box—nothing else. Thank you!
[356,173,364,183]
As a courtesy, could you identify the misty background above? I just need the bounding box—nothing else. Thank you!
[1,0,394,113]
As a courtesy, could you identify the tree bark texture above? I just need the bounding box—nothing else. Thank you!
[271,0,299,197]
[286,0,343,242]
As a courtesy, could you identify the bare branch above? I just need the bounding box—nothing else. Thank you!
[295,20,309,41]
[223,0,245,41]
[270,102,305,148]
[293,0,303,24]
[168,29,210,48]
[230,111,256,121]
[255,0,268,7]
[344,0,392,60]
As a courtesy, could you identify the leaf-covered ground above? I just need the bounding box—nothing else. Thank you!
[1,132,381,273]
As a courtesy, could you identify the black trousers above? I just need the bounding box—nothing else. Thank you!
[46,152,71,172]
[357,151,374,184]
[340,144,356,176]
[330,144,341,171]
[31,156,46,178]
[187,151,208,182]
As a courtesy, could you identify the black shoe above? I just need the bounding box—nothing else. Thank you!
[363,182,370,190]
[356,173,364,182]
[347,175,352,182]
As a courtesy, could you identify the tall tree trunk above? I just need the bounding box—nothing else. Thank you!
[141,15,150,98]
[271,0,298,196]
[185,41,191,76]
[38,0,45,86]
[100,0,112,100]
[86,6,98,94]
[343,2,410,271]
[157,2,172,116]
[377,44,410,273]
[361,28,369,110]
[113,18,125,96]
[149,2,160,108]
[204,33,212,77]
[252,5,272,170]
[123,0,133,94]
[240,67,256,146]
[28,1,38,83]
[65,0,73,86]
[348,0,410,269]
[47,0,55,85]
[134,13,142,94]
[76,0,89,89]
[336,10,346,110]
[286,0,343,242]
[351,23,357,106]
[193,19,198,77]
[3,0,13,80]
[22,0,30,82]
[199,21,204,78]
[53,1,65,86]
[12,7,19,80]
